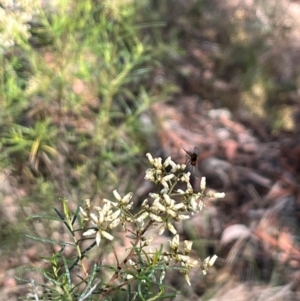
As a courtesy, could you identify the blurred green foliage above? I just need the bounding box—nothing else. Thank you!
[0,0,168,206]
[0,0,171,254]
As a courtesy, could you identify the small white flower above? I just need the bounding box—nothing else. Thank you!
[160,179,169,190]
[163,193,172,205]
[178,214,190,220]
[149,213,163,222]
[90,213,99,225]
[152,199,166,212]
[201,255,218,275]
[160,187,169,194]
[181,172,191,182]
[98,211,104,224]
[163,156,171,167]
[149,193,159,199]
[186,182,193,194]
[102,202,112,215]
[184,240,193,254]
[158,224,166,235]
[208,191,225,199]
[170,234,179,250]
[113,190,122,201]
[122,192,133,204]
[101,230,114,241]
[209,255,218,265]
[198,200,204,210]
[136,211,149,223]
[79,207,88,219]
[141,199,149,208]
[189,196,198,211]
[96,231,101,246]
[146,153,154,164]
[166,208,176,218]
[162,174,174,182]
[214,192,225,198]
[167,222,177,235]
[177,254,189,263]
[153,157,162,168]
[200,177,206,191]
[173,203,185,210]
[125,274,134,280]
[127,259,135,266]
[83,229,97,236]
[169,160,178,172]
[145,169,155,181]
[185,274,191,286]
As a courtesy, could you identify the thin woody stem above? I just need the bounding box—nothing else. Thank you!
[99,219,155,299]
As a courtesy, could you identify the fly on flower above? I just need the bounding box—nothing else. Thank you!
[180,143,199,176]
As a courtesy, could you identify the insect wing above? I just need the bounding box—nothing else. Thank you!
[180,144,199,178]
[193,147,200,155]
[180,143,199,156]
[180,144,199,165]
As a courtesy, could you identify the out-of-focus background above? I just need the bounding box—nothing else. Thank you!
[1,0,300,299]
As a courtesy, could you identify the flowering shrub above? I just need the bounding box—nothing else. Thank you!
[23,153,224,300]
[0,0,39,52]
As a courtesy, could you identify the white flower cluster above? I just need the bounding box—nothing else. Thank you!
[139,153,225,235]
[169,234,199,285]
[142,235,218,286]
[0,0,39,51]
[81,190,133,246]
[145,153,186,188]
[80,153,223,286]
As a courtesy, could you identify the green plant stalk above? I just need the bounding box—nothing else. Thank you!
[98,219,155,300]
[97,43,145,141]
[61,199,88,277]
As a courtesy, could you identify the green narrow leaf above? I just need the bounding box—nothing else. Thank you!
[54,207,72,233]
[79,263,99,298]
[62,256,72,290]
[27,214,63,222]
[72,201,83,226]
[26,234,74,247]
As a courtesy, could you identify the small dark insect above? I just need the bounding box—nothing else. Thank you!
[180,144,199,167]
